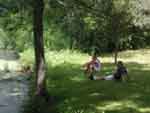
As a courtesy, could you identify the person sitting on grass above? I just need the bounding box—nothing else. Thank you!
[82,53,101,80]
[96,61,129,81]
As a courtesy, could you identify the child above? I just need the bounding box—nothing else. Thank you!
[82,53,101,80]
[98,61,128,81]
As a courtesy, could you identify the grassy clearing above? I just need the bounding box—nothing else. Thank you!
[22,49,150,113]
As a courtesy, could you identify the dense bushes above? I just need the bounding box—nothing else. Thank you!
[0,0,150,53]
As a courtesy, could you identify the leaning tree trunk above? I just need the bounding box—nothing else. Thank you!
[33,0,47,96]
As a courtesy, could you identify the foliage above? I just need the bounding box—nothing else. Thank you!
[44,25,71,50]
[19,48,34,69]
[0,0,150,53]
[46,0,150,53]
[0,0,33,51]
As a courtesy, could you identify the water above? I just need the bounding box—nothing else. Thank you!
[0,50,29,113]
[0,72,29,113]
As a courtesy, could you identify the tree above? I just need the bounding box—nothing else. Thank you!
[104,0,132,64]
[33,0,47,97]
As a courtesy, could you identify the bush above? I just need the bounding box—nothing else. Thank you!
[19,48,34,70]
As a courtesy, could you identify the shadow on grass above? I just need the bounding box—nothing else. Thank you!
[23,62,150,113]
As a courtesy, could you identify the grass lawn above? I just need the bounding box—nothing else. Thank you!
[22,49,150,113]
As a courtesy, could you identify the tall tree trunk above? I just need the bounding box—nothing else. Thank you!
[114,41,119,64]
[33,0,47,96]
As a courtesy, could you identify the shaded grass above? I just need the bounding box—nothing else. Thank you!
[44,62,150,113]
[22,49,150,113]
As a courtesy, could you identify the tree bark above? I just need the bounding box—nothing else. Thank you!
[114,41,119,64]
[33,0,47,96]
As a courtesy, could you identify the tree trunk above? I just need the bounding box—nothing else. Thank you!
[114,42,119,64]
[33,0,47,96]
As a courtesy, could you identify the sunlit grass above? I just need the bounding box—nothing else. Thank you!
[46,48,150,66]
[96,100,137,111]
[96,100,150,113]
[118,48,150,64]
[20,48,150,66]
[45,49,89,66]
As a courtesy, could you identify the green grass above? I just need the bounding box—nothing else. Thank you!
[22,49,150,113]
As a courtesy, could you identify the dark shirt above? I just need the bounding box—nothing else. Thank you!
[114,66,127,80]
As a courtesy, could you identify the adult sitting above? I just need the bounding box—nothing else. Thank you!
[95,61,129,81]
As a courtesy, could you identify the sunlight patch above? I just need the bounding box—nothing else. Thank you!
[70,76,85,82]
[89,92,102,97]
[138,108,150,112]
[96,100,150,113]
[96,100,138,111]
